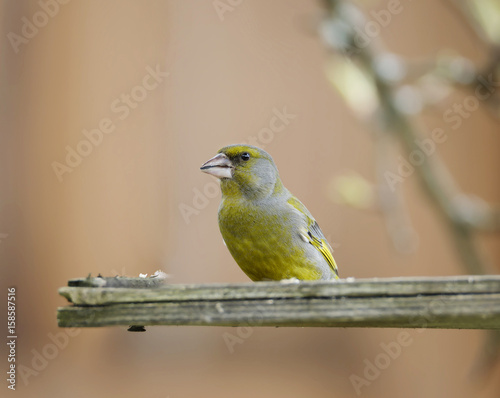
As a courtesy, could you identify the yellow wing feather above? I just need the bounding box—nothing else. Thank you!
[288,197,339,277]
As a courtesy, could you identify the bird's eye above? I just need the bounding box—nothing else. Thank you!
[241,152,250,161]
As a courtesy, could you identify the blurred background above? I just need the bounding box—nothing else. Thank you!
[1,0,500,397]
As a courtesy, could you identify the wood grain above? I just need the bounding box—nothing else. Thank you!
[57,275,500,329]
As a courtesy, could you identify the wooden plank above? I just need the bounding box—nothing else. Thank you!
[59,275,500,305]
[57,293,500,329]
[67,273,168,288]
[57,275,500,329]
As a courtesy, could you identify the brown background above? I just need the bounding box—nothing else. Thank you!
[1,0,499,397]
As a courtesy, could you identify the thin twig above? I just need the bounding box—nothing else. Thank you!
[321,0,500,376]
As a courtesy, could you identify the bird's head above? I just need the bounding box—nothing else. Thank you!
[200,144,284,199]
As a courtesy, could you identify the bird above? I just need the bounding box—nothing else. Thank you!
[200,144,338,282]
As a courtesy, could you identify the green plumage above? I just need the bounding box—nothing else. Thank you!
[201,144,338,282]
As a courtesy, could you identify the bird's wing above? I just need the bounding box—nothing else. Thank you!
[287,196,339,277]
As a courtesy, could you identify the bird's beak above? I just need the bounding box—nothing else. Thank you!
[200,153,233,179]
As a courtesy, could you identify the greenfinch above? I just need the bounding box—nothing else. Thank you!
[200,144,339,281]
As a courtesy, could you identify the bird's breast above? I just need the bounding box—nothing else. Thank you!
[217,198,322,281]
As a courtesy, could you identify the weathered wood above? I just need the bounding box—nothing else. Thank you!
[68,274,167,288]
[57,275,500,329]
